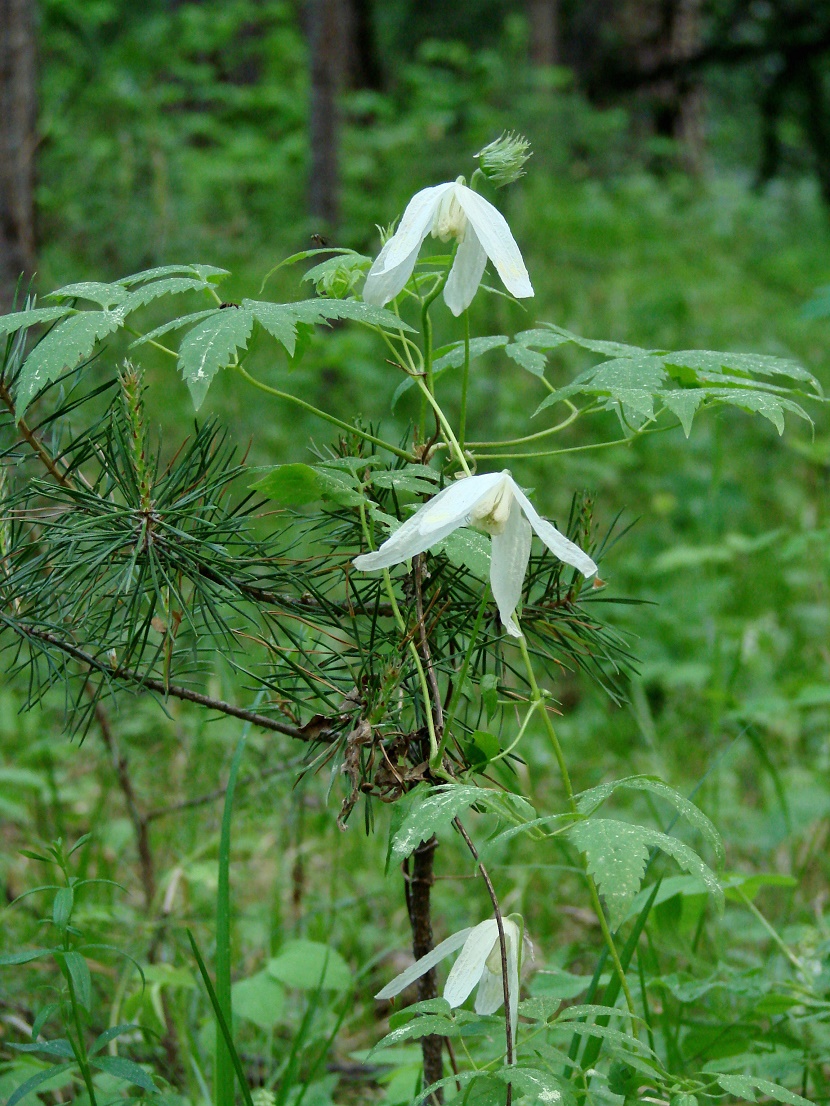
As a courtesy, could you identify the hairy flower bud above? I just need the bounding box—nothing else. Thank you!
[474,131,532,187]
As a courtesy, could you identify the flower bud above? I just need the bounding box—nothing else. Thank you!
[474,132,532,187]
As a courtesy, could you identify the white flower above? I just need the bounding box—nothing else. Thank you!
[353,471,597,637]
[362,180,534,316]
[375,918,529,1044]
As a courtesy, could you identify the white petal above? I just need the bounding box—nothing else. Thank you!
[443,920,499,1008]
[375,927,472,1001]
[443,223,487,316]
[454,186,533,300]
[363,183,454,307]
[363,238,422,308]
[510,481,597,577]
[506,923,520,1047]
[489,496,532,637]
[353,473,503,572]
[474,966,504,1015]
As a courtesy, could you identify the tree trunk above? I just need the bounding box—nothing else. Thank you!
[670,0,705,174]
[406,838,443,1104]
[0,0,37,311]
[307,0,342,231]
[527,0,560,67]
[341,0,382,90]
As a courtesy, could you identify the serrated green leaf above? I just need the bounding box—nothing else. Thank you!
[122,276,213,311]
[570,822,647,926]
[245,300,302,354]
[538,323,653,358]
[480,674,499,720]
[666,349,819,388]
[716,1074,812,1106]
[388,785,483,867]
[91,1055,158,1094]
[388,784,533,868]
[0,306,72,335]
[371,1015,459,1053]
[49,281,128,307]
[718,390,808,434]
[433,335,509,372]
[575,775,724,868]
[505,342,548,378]
[435,527,490,580]
[118,263,227,286]
[569,818,722,928]
[302,252,371,284]
[17,309,124,414]
[371,466,439,495]
[178,307,254,409]
[498,1066,574,1104]
[130,308,219,347]
[661,390,705,436]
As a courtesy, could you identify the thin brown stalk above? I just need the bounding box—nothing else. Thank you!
[454,817,514,1104]
[19,625,332,742]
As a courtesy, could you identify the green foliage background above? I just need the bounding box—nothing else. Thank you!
[2,1,830,1102]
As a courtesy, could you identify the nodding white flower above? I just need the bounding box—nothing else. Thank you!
[353,471,597,637]
[375,918,530,1045]
[362,179,534,317]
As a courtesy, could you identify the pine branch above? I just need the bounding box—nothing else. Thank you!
[17,624,332,742]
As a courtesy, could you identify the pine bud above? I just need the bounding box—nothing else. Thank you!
[474,131,532,187]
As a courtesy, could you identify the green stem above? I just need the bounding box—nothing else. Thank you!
[357,501,440,764]
[235,365,414,461]
[472,424,674,462]
[465,402,581,449]
[64,968,98,1106]
[420,274,448,396]
[123,324,179,361]
[413,375,471,475]
[516,633,636,1018]
[459,310,470,451]
[434,590,489,764]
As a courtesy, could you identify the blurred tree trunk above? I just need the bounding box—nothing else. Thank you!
[0,0,37,311]
[620,0,705,173]
[670,0,705,174]
[341,0,382,90]
[307,0,343,231]
[527,0,560,66]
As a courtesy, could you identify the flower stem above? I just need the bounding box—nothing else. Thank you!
[516,633,636,1018]
[413,375,471,476]
[472,424,673,462]
[357,500,440,765]
[465,401,581,448]
[453,817,515,1091]
[234,365,414,461]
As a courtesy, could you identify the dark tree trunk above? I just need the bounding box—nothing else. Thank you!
[307,0,343,231]
[527,0,560,66]
[406,838,443,1104]
[0,0,37,311]
[802,58,830,206]
[341,0,382,90]
[670,0,705,174]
